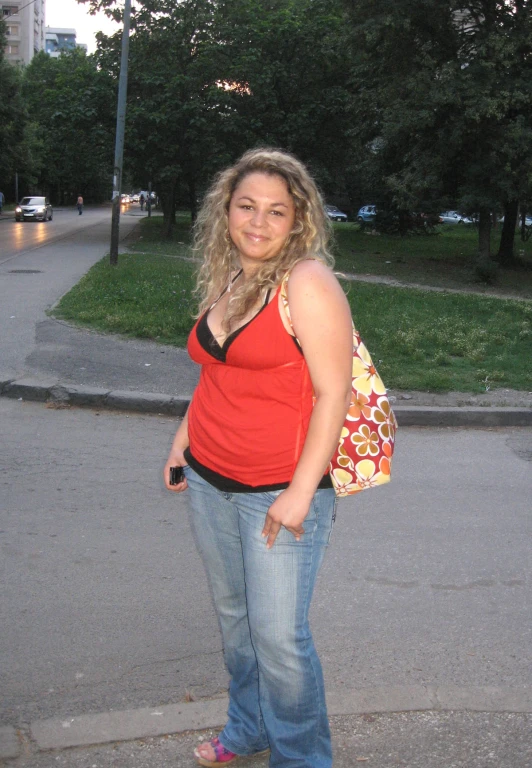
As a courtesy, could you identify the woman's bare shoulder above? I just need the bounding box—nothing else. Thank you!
[285,259,351,346]
[288,259,343,297]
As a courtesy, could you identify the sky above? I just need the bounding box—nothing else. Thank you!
[45,0,121,54]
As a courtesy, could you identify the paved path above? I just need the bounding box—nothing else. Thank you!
[341,270,532,302]
[3,712,530,768]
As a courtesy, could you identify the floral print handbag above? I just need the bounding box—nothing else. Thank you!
[281,270,398,498]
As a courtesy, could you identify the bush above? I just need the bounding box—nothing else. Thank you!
[373,209,440,236]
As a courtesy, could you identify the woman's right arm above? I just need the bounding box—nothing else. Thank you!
[164,407,190,492]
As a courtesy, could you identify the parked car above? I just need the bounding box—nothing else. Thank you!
[15,196,53,222]
[440,210,464,224]
[325,204,348,222]
[439,210,475,224]
[500,214,532,226]
[357,205,377,222]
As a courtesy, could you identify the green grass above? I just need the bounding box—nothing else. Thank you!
[332,222,532,297]
[52,252,197,346]
[51,215,532,393]
[130,214,532,297]
[128,213,194,257]
[346,282,532,392]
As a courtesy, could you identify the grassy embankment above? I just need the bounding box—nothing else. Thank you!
[51,214,532,393]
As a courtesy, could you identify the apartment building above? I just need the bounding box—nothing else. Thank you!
[1,0,45,65]
[45,26,87,57]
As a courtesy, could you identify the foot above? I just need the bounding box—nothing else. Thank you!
[194,737,238,766]
[194,737,269,767]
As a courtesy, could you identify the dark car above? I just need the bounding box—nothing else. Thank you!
[325,204,348,222]
[15,196,53,222]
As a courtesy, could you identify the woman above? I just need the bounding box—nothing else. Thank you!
[164,148,353,767]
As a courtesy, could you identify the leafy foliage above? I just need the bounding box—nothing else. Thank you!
[21,49,115,203]
[78,0,351,231]
[343,0,532,269]
[0,19,42,199]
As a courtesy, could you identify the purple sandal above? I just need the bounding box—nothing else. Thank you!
[194,737,237,766]
[194,737,269,766]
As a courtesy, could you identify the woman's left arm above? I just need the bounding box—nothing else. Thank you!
[262,260,353,548]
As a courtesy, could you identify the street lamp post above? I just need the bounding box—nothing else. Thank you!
[110,0,132,266]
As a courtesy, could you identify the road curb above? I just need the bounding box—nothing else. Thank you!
[394,404,532,427]
[26,685,532,751]
[1,376,531,425]
[0,376,189,418]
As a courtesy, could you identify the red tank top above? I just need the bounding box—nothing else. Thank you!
[186,286,314,487]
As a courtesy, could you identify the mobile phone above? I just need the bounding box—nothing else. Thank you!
[169,466,185,485]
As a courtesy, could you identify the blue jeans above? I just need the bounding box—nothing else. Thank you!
[183,465,336,768]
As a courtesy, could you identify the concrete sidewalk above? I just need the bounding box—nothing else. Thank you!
[1,369,531,426]
[2,692,531,766]
[0,299,530,426]
[3,716,532,768]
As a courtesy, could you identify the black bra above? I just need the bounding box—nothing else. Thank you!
[197,288,272,363]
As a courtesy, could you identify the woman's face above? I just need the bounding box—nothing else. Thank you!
[228,172,296,270]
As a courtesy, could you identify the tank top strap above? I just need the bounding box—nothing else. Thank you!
[209,268,244,309]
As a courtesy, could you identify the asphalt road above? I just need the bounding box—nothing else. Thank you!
[0,207,112,263]
[0,207,141,380]
[1,398,530,730]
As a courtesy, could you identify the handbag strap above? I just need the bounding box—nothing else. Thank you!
[281,265,356,343]
[280,269,301,344]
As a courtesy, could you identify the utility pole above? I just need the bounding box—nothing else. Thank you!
[110,0,132,266]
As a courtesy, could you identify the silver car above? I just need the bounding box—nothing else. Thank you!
[440,210,474,224]
[325,204,348,222]
[15,196,53,222]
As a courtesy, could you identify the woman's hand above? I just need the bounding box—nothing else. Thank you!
[262,487,313,549]
[164,410,190,493]
[163,451,188,493]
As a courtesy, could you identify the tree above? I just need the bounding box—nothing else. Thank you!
[79,0,352,232]
[22,49,115,203]
[343,0,532,274]
[0,18,41,200]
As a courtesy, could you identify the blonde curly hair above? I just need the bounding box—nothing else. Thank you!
[193,147,334,332]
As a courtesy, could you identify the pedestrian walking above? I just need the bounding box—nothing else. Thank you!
[164,148,353,768]
[77,195,83,215]
[0,190,5,215]
[139,193,145,211]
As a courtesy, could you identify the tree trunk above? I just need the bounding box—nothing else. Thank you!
[496,199,518,265]
[188,176,197,224]
[475,207,497,282]
[520,206,531,242]
[161,181,177,239]
[398,209,409,237]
